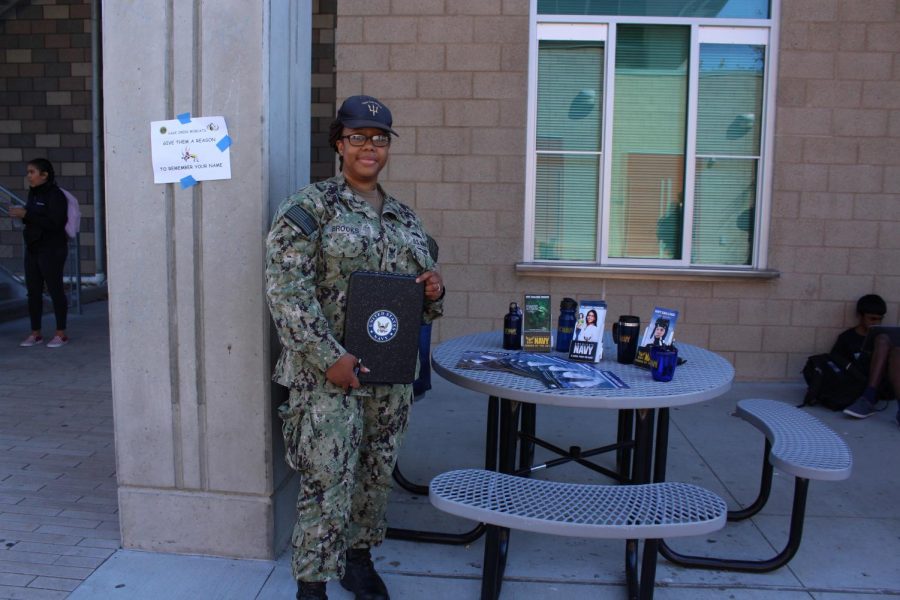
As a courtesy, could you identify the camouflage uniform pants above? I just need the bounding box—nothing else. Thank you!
[281,383,412,582]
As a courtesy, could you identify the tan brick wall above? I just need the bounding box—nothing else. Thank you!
[0,0,95,275]
[770,0,900,379]
[333,1,900,381]
[310,0,337,182]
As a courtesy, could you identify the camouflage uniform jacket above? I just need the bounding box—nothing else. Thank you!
[265,174,443,394]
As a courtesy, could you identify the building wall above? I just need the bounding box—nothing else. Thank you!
[0,0,96,274]
[334,0,900,381]
[310,0,337,181]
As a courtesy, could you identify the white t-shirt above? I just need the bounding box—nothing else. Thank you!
[578,324,600,342]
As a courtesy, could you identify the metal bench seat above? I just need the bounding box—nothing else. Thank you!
[660,398,853,573]
[430,469,727,599]
[430,469,727,538]
[735,398,853,480]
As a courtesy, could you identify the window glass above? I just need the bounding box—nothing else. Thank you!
[535,155,599,260]
[692,158,756,265]
[537,41,603,152]
[692,42,764,265]
[608,24,688,259]
[696,44,764,156]
[528,2,774,270]
[537,0,770,19]
[534,40,604,260]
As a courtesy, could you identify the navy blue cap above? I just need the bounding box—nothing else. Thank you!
[337,95,399,136]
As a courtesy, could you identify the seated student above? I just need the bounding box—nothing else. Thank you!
[836,294,900,423]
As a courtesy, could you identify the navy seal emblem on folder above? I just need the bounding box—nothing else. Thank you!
[368,310,399,343]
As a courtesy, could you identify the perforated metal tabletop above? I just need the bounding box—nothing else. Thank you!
[432,331,734,409]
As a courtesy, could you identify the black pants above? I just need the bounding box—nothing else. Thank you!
[24,246,68,332]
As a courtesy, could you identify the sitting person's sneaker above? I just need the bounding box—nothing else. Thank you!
[19,334,43,347]
[843,396,877,419]
[46,335,69,348]
[340,548,389,600]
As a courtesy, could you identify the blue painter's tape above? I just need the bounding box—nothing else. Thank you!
[177,112,191,124]
[216,135,232,151]
[180,175,198,189]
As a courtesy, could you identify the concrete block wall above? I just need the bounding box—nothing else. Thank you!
[310,0,337,182]
[0,0,96,274]
[335,0,900,380]
[770,0,900,378]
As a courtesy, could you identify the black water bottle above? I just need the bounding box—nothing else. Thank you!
[503,302,522,350]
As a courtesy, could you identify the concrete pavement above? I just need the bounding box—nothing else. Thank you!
[2,301,899,599]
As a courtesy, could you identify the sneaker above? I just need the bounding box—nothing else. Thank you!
[46,335,69,348]
[843,396,877,419]
[19,334,43,347]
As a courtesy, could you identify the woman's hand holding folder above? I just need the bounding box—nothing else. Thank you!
[326,353,371,392]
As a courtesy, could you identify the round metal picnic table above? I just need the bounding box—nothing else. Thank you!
[428,330,736,599]
[431,331,735,409]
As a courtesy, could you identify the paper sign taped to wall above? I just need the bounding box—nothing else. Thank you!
[150,115,231,184]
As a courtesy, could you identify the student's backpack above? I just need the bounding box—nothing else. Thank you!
[60,188,81,239]
[801,353,867,410]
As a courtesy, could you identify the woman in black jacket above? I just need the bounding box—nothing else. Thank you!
[8,158,69,347]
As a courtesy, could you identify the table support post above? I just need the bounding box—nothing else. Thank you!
[625,539,639,600]
[486,396,500,471]
[639,539,660,600]
[481,525,510,600]
[616,409,634,481]
[652,408,669,483]
[632,408,655,484]
[498,399,521,475]
[518,403,536,472]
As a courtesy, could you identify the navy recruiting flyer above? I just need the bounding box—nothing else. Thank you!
[150,115,231,185]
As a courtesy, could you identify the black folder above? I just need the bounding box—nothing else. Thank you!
[343,271,425,384]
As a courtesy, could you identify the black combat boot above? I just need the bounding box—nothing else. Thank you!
[296,580,327,600]
[339,548,389,600]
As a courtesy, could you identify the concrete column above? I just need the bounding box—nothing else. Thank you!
[102,0,309,559]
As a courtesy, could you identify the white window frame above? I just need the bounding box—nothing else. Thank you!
[523,1,780,274]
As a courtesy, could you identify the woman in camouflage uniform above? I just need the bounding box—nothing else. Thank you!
[265,96,444,600]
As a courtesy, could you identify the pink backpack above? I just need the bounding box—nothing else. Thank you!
[60,188,81,239]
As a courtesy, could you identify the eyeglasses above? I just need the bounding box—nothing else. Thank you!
[341,134,391,147]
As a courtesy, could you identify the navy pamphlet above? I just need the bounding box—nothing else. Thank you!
[523,294,552,352]
[633,306,679,369]
[568,299,607,363]
[456,350,628,390]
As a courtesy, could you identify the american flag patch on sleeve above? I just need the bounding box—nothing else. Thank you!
[284,205,318,236]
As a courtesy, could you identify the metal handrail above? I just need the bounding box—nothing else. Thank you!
[0,183,26,207]
[0,187,28,288]
[0,183,82,314]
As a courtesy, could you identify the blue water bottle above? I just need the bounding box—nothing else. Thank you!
[555,297,577,352]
